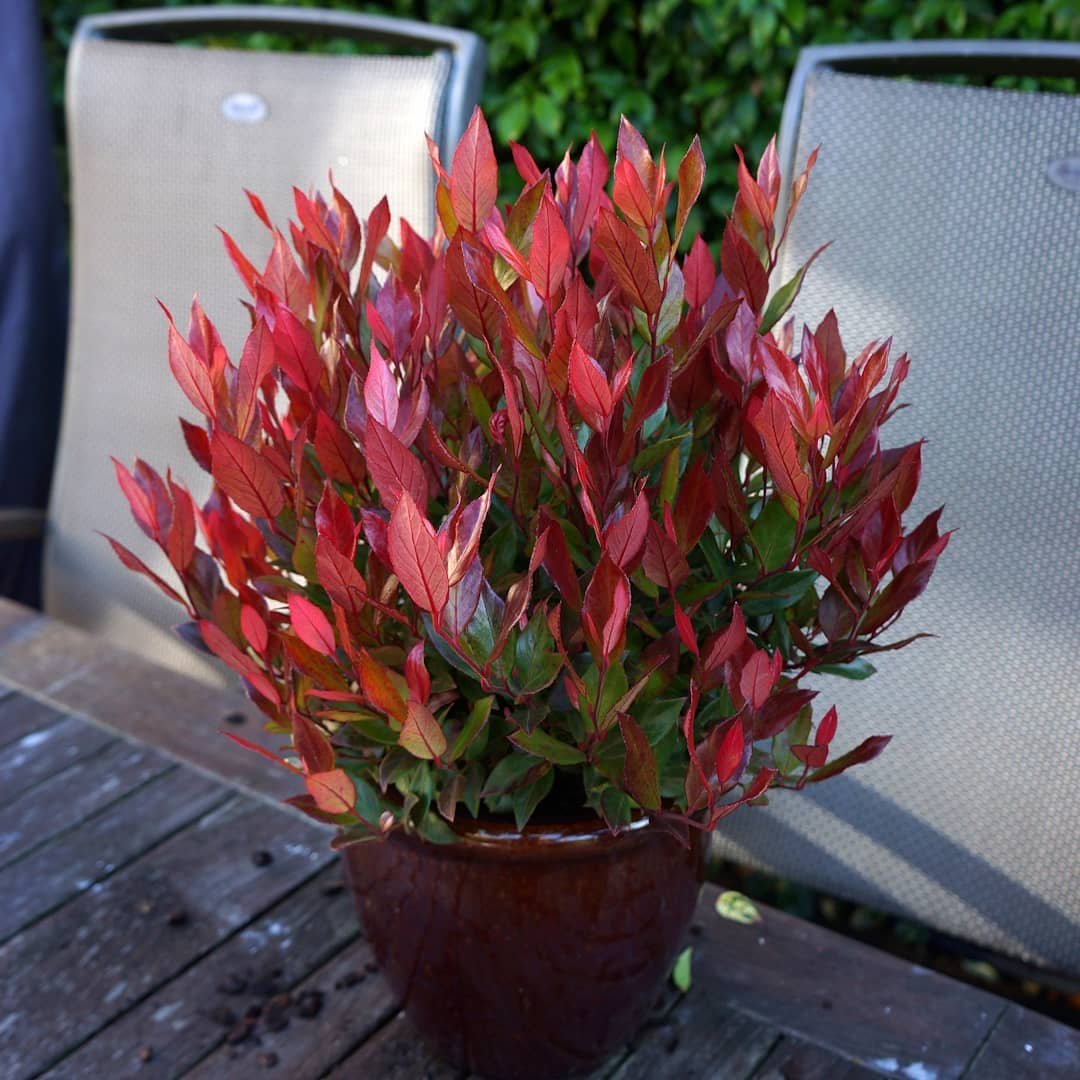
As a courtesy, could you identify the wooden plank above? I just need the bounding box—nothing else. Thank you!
[0,713,115,807]
[608,989,779,1080]
[47,865,360,1079]
[751,1038,881,1079]
[966,1002,1080,1078]
[0,737,172,868]
[691,886,1006,1080]
[0,598,42,645]
[29,640,304,809]
[0,798,330,1079]
[326,1013,465,1080]
[0,767,228,943]
[184,937,400,1078]
[0,609,119,696]
[0,690,64,750]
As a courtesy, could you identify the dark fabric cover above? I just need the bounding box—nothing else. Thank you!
[0,0,69,605]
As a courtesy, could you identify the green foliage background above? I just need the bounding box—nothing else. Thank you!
[39,0,1079,234]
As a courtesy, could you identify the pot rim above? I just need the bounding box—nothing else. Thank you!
[375,813,696,864]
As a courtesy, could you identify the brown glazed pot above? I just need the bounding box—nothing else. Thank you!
[343,816,704,1080]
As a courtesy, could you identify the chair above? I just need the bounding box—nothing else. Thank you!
[713,41,1080,980]
[9,6,483,684]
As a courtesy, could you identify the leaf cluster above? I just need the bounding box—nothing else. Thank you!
[112,111,948,843]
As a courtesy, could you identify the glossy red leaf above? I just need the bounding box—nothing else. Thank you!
[531,193,571,300]
[388,491,450,617]
[199,620,279,704]
[222,731,302,775]
[739,649,782,710]
[720,224,769,312]
[594,209,662,317]
[210,429,285,519]
[166,477,196,570]
[539,517,582,611]
[405,641,431,704]
[673,458,714,551]
[642,519,689,591]
[316,538,367,616]
[568,342,613,431]
[365,419,427,512]
[684,235,716,309]
[815,705,838,748]
[675,135,705,246]
[451,106,498,233]
[162,303,217,419]
[715,717,745,786]
[582,554,630,665]
[180,418,212,473]
[315,484,356,556]
[292,713,335,775]
[674,601,699,658]
[751,394,809,510]
[289,594,336,657]
[806,735,892,783]
[105,537,186,608]
[702,605,747,673]
[240,604,269,656]
[364,344,399,431]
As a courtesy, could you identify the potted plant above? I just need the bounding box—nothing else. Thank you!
[111,109,947,1079]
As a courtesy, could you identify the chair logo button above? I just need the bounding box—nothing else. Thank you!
[221,92,269,124]
[1047,156,1080,193]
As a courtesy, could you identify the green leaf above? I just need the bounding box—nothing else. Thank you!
[771,705,812,777]
[599,785,633,831]
[759,244,829,333]
[418,812,459,845]
[481,752,545,797]
[509,727,586,764]
[511,766,554,829]
[750,498,796,571]
[671,946,693,992]
[817,658,877,680]
[511,608,564,695]
[633,431,688,472]
[740,569,817,615]
[714,890,763,925]
[447,695,494,762]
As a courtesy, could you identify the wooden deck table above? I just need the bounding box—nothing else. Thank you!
[0,598,1076,1079]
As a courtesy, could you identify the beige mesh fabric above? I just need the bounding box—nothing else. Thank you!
[712,69,1080,974]
[50,39,451,684]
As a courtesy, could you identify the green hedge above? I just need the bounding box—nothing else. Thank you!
[41,0,1079,234]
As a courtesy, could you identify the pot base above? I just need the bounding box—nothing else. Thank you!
[344,817,703,1080]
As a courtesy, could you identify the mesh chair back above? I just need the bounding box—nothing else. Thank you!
[50,7,483,684]
[713,42,1080,976]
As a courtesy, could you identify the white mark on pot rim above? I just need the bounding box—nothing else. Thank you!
[105,982,127,1004]
[19,729,53,748]
[1024,1044,1033,1053]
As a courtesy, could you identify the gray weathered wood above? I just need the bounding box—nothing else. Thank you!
[0,798,329,1079]
[184,937,399,1078]
[691,890,1006,1080]
[0,690,64,749]
[752,1038,881,1079]
[0,606,119,696]
[327,1013,465,1080]
[0,713,115,807]
[0,767,228,943]
[47,865,359,1079]
[0,736,171,868]
[608,990,779,1080]
[966,1002,1080,1078]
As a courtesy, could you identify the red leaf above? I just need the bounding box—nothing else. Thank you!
[199,621,280,704]
[815,705,838,748]
[622,352,672,455]
[603,491,649,571]
[180,418,212,473]
[582,554,630,665]
[389,492,450,616]
[739,649,781,710]
[105,537,186,608]
[305,769,356,815]
[539,517,582,611]
[210,429,285,519]
[684,236,716,309]
[675,135,705,246]
[399,699,448,760]
[568,342,613,431]
[113,459,158,540]
[289,595,336,656]
[751,394,809,510]
[314,411,366,490]
[510,140,542,185]
[451,107,498,233]
[365,419,427,512]
[263,231,310,316]
[642,519,689,591]
[531,193,571,300]
[702,605,747,673]
[405,641,431,704]
[364,344,399,430]
[240,604,269,656]
[235,320,275,440]
[674,601,699,658]
[358,649,407,722]
[271,306,323,398]
[594,209,662,317]
[806,735,892,783]
[166,477,196,570]
[315,484,356,556]
[673,458,714,550]
[715,717,745,785]
[316,538,367,615]
[218,228,258,295]
[292,713,335,774]
[162,303,217,419]
[619,714,660,810]
[720,224,769,312]
[222,731,302,775]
